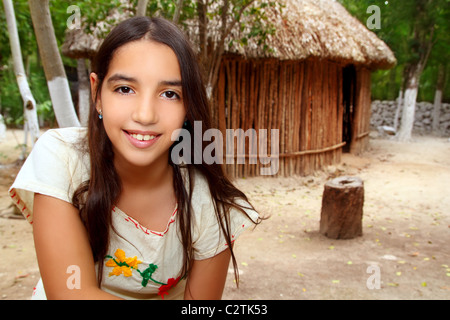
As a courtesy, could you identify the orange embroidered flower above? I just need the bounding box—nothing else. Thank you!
[105,249,142,277]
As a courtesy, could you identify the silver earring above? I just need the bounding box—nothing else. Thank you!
[98,110,103,120]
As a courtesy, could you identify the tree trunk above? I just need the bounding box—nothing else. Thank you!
[3,0,40,150]
[432,63,445,134]
[196,0,255,99]
[77,59,90,126]
[396,0,435,141]
[28,0,80,128]
[136,0,149,16]
[320,176,364,239]
[394,89,402,132]
[396,67,420,141]
[173,0,184,24]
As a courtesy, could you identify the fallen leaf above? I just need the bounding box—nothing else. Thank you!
[387,282,399,287]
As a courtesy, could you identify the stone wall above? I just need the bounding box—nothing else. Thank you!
[370,100,450,136]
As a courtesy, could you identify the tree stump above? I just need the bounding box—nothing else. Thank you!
[320,176,364,239]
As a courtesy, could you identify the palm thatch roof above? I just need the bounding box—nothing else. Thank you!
[61,0,396,69]
[223,0,396,69]
[61,29,101,59]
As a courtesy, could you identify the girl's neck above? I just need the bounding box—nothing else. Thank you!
[114,155,173,191]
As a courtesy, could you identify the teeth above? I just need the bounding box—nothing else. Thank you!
[130,133,156,141]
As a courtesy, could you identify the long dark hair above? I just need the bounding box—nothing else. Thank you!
[72,16,259,289]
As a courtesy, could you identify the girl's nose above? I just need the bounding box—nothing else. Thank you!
[132,96,158,125]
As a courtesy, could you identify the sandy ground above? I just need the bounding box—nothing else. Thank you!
[0,129,449,300]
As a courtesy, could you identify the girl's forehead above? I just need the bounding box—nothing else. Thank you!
[107,40,181,79]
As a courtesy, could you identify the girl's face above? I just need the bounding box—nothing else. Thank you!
[91,40,186,170]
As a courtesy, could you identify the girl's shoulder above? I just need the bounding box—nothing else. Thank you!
[9,127,90,224]
[33,127,89,165]
[37,127,87,149]
[185,167,259,222]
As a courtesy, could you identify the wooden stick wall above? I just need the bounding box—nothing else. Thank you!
[212,57,369,178]
[350,67,372,155]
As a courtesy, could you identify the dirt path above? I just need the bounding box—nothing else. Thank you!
[1,130,449,300]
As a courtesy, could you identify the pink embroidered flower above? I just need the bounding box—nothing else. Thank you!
[158,276,181,299]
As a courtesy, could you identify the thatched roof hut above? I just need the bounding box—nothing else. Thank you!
[61,28,101,60]
[210,0,396,177]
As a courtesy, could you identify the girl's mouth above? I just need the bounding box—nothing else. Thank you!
[129,133,157,141]
[123,130,161,148]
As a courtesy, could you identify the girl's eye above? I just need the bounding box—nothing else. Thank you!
[161,90,180,100]
[115,86,134,95]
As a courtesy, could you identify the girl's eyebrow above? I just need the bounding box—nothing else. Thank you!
[160,80,182,87]
[106,73,182,87]
[107,73,137,84]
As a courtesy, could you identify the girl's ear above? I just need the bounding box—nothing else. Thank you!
[90,72,100,104]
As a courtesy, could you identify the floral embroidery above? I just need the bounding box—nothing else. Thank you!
[105,248,183,299]
[158,276,181,299]
[105,249,142,277]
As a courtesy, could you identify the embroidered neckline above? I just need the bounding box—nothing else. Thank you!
[105,249,183,299]
[112,204,178,237]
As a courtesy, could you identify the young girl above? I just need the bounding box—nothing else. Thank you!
[9,16,259,300]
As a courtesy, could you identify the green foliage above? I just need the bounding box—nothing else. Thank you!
[338,0,450,102]
[0,62,23,125]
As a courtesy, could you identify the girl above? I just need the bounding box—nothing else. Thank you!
[9,16,259,300]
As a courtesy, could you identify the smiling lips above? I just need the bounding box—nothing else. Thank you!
[124,130,160,148]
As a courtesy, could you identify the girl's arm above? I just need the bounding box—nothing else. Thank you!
[184,248,232,300]
[33,193,121,300]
